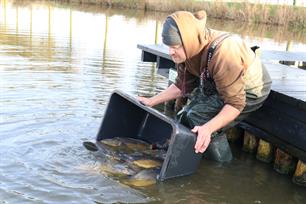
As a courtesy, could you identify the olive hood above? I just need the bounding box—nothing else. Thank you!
[170,10,209,74]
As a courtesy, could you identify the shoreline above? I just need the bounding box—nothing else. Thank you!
[12,0,306,29]
[67,0,306,28]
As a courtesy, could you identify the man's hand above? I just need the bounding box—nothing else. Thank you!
[192,125,213,153]
[191,104,241,153]
[137,84,182,108]
[137,96,153,107]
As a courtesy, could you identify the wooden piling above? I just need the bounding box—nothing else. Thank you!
[292,160,306,186]
[273,148,297,175]
[242,131,258,153]
[225,127,243,142]
[256,139,274,163]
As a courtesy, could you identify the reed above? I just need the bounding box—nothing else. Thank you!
[74,0,306,28]
[14,0,306,28]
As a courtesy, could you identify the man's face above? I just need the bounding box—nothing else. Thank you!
[168,45,186,64]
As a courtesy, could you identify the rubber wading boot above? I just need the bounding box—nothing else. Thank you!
[203,133,233,162]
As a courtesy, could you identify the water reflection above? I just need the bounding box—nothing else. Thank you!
[6,0,306,49]
[140,147,306,204]
[0,0,306,203]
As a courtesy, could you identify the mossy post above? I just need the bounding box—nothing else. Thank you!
[273,148,297,175]
[256,139,274,163]
[242,131,258,153]
[292,160,306,186]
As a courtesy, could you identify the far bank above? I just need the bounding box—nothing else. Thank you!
[59,0,306,29]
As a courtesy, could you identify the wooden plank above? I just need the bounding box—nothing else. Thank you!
[137,44,171,60]
[137,44,306,63]
[141,51,157,62]
[261,50,306,63]
[264,63,306,101]
[157,56,175,69]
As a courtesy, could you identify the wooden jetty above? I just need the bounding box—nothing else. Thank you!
[137,43,306,186]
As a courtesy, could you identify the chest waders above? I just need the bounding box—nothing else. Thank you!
[176,32,272,162]
[177,34,233,162]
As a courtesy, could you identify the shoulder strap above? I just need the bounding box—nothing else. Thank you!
[202,33,231,80]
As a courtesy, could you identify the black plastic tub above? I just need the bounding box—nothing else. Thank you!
[95,90,202,181]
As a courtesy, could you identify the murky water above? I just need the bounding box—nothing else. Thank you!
[1,0,306,203]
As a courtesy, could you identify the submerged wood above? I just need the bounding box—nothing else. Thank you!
[274,148,297,175]
[242,131,258,153]
[256,139,274,163]
[292,160,306,186]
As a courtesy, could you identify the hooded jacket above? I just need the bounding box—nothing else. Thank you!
[170,10,272,112]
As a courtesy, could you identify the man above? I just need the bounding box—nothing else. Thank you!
[138,10,272,162]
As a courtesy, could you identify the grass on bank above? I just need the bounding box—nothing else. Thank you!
[69,0,306,28]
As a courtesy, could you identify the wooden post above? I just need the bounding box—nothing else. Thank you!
[154,20,159,45]
[225,127,243,142]
[273,148,297,175]
[300,62,306,69]
[256,139,274,163]
[242,131,258,153]
[292,160,306,186]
